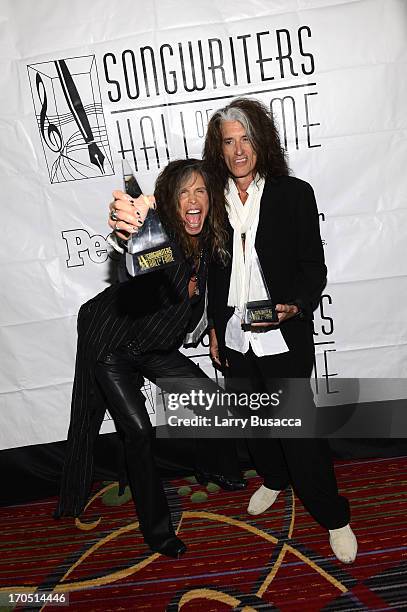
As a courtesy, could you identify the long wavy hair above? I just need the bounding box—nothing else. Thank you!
[154,158,229,263]
[203,97,290,189]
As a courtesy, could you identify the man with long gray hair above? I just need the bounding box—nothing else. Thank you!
[203,97,357,564]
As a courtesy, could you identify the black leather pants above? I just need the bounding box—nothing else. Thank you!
[95,345,240,548]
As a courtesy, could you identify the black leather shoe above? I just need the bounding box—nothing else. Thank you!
[150,536,187,559]
[196,471,247,491]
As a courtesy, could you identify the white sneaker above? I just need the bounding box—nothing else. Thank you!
[329,524,357,564]
[247,485,280,515]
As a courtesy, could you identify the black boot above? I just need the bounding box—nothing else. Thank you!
[149,535,187,558]
[196,470,247,491]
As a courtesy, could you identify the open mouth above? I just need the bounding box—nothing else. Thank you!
[184,208,203,229]
[234,157,248,165]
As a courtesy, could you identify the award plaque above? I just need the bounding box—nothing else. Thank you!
[242,250,278,329]
[122,160,179,276]
[243,299,278,328]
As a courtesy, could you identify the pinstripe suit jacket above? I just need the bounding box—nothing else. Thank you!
[56,260,196,517]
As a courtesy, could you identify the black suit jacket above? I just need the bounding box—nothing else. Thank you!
[208,175,327,364]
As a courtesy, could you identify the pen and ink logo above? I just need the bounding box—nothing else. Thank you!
[27,55,114,183]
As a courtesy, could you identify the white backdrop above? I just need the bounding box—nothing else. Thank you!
[1,0,406,449]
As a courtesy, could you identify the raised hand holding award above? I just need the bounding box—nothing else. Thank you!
[123,160,179,276]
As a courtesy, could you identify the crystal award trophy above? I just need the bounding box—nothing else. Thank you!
[123,160,179,276]
[242,250,278,329]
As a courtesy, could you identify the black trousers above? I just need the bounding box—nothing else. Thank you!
[95,345,240,548]
[226,345,350,530]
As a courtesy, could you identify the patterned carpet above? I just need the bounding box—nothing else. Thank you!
[1,456,407,611]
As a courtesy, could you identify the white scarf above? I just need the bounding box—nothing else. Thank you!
[226,176,265,309]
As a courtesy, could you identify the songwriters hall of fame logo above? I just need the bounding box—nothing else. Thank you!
[27,55,114,183]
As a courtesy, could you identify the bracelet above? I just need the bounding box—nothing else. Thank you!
[107,232,127,254]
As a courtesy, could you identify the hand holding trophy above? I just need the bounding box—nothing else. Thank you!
[121,160,180,276]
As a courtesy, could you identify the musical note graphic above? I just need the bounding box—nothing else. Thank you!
[28,55,114,183]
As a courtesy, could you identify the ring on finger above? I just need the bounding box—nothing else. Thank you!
[114,221,120,231]
[110,209,119,222]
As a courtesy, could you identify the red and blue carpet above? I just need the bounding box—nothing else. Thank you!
[1,456,406,611]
